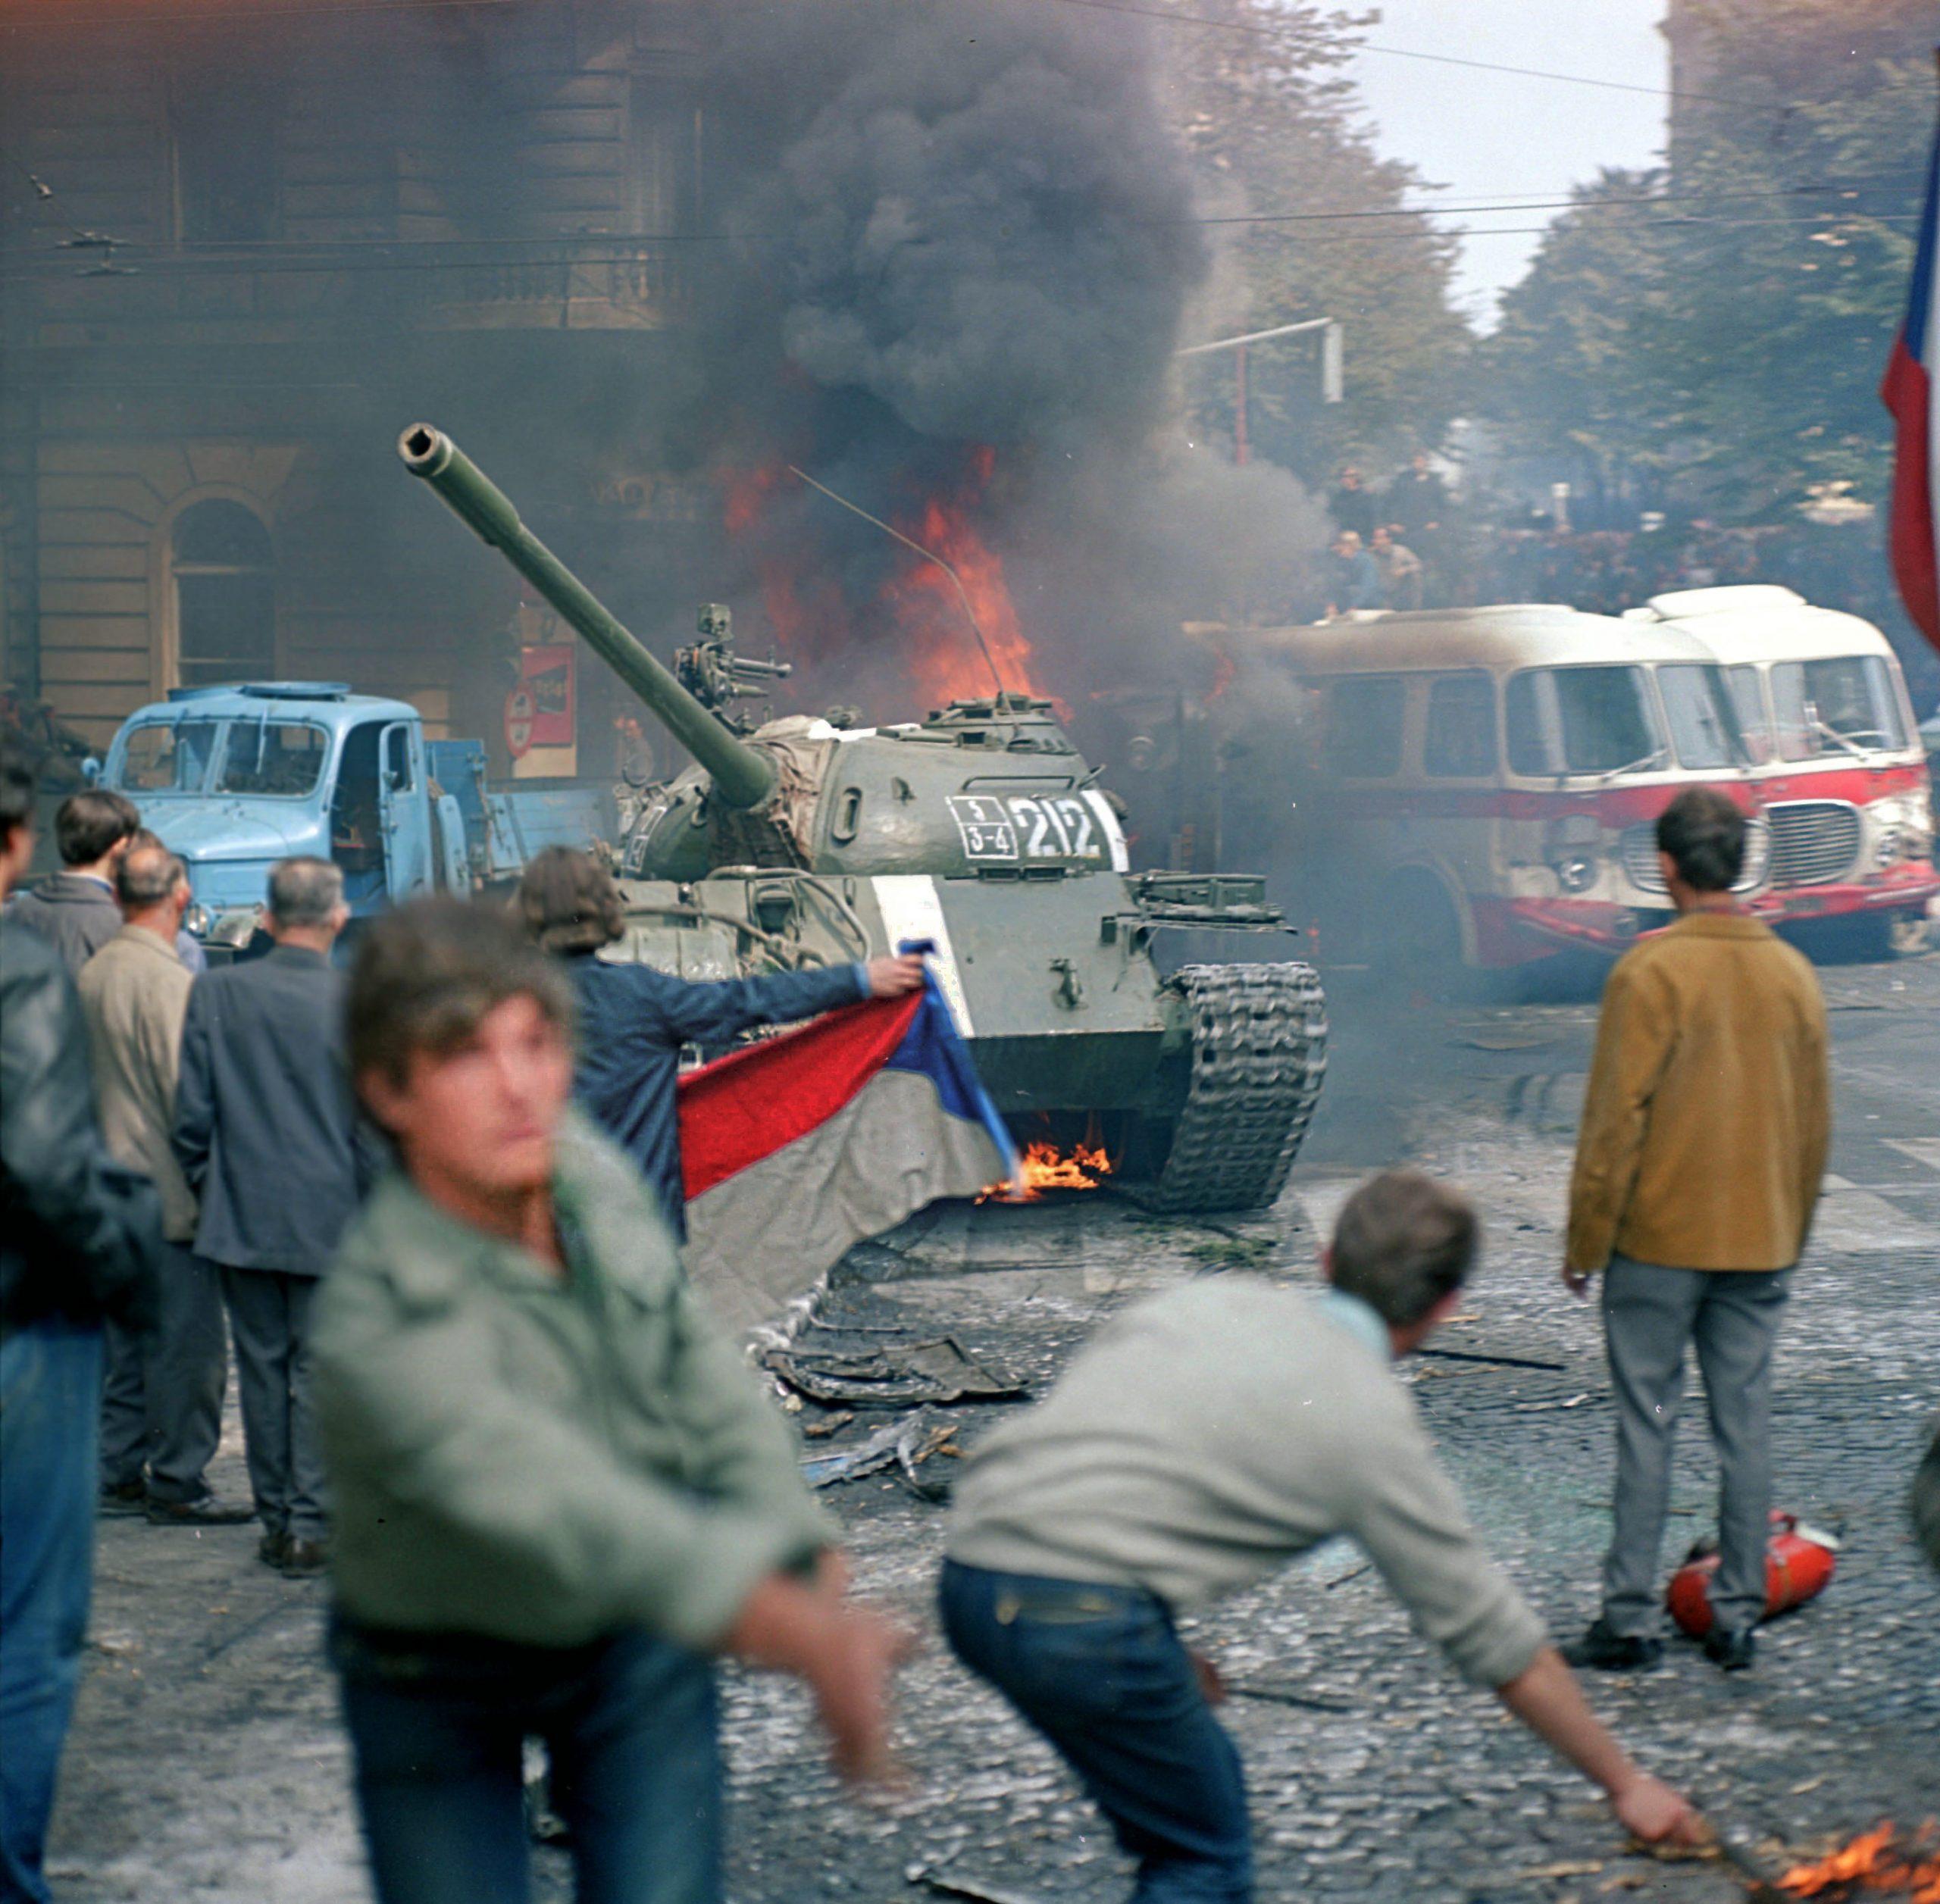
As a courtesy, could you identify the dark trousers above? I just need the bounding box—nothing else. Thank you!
[1,1321,102,1904]
[101,1242,227,1503]
[940,1560,1251,1902]
[1600,1256,1791,1637]
[218,1265,325,1541]
[332,1621,721,1904]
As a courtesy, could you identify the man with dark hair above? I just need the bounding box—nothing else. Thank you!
[7,786,139,974]
[940,1171,1700,1899]
[1563,786,1829,1675]
[79,843,246,1527]
[515,846,922,1238]
[316,896,907,1903]
[174,855,365,1577]
[1,742,161,1904]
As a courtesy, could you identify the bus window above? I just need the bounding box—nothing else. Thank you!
[1505,667,1663,777]
[1424,673,1497,777]
[1723,666,1773,764]
[1771,655,1909,758]
[1659,664,1746,770]
[1322,677,1405,778]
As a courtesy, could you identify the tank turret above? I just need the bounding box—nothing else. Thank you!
[399,424,775,811]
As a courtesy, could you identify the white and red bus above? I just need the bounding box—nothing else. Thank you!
[1224,605,1771,973]
[1629,586,1937,956]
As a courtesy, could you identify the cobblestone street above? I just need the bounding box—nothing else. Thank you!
[48,950,1940,1904]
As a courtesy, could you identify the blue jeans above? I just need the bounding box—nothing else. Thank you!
[331,1619,721,1904]
[1,1321,104,1904]
[940,1560,1251,1902]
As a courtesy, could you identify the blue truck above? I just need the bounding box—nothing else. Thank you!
[95,681,610,955]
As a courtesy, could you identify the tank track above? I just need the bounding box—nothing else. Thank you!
[1141,962,1328,1213]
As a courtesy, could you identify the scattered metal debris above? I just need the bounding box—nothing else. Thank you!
[799,1409,856,1439]
[799,1407,958,1498]
[1226,1681,1354,1714]
[764,1335,1025,1407]
[1417,1346,1567,1373]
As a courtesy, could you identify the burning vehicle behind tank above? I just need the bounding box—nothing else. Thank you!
[401,424,1328,1213]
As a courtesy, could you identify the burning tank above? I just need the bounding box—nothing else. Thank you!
[399,425,1325,1211]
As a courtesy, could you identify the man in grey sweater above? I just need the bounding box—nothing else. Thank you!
[942,1171,1701,1901]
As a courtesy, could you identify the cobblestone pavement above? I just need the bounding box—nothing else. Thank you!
[47,951,1940,1903]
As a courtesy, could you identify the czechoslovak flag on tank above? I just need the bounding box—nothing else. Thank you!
[1882,81,1940,653]
[676,949,1022,1333]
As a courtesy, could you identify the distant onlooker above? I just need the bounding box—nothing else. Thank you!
[7,787,139,975]
[1372,524,1425,611]
[1328,464,1377,542]
[1388,452,1449,541]
[2,739,161,1904]
[173,857,369,1577]
[80,841,247,1529]
[1323,530,1381,619]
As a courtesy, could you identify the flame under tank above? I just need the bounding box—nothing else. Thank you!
[401,426,1325,1210]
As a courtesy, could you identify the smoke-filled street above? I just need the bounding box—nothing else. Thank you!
[46,946,1940,1904]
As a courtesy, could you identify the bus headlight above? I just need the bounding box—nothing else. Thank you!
[1554,857,1597,895]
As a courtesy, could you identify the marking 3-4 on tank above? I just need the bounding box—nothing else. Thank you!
[398,424,1325,1210]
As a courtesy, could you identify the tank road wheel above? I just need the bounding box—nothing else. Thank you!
[1137,962,1328,1213]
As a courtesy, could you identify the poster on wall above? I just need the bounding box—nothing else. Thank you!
[512,640,576,777]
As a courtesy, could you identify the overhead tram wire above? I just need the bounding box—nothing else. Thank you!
[1029,0,1929,108]
[9,211,1919,283]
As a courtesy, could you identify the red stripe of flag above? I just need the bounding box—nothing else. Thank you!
[1882,87,1938,652]
[677,990,924,1202]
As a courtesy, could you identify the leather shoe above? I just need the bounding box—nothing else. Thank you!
[100,1479,148,1517]
[258,1528,290,1569]
[1703,1624,1757,1671]
[1560,1618,1663,1671]
[280,1537,329,1579]
[146,1493,255,1527]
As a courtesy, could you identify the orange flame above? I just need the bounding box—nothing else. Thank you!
[981,1139,1112,1202]
[1779,1823,1940,1901]
[721,449,1058,715]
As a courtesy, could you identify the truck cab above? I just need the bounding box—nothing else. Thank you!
[99,683,443,950]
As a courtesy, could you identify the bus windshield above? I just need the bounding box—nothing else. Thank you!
[1507,666,1665,777]
[1657,664,1748,770]
[1771,656,1909,759]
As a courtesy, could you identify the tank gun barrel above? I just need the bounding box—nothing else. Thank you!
[397,424,775,811]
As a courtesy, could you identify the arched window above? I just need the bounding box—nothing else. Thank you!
[172,501,274,686]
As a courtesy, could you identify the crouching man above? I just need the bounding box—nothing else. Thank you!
[940,1171,1702,1902]
[314,897,905,1904]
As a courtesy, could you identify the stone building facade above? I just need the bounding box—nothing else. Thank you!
[1,0,714,765]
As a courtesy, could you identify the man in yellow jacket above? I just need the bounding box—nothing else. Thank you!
[1562,787,1829,1676]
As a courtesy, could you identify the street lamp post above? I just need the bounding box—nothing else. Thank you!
[1175,317,1342,466]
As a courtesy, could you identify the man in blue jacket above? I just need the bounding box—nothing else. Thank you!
[516,848,922,1239]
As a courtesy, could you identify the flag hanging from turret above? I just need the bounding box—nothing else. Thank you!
[1882,80,1940,652]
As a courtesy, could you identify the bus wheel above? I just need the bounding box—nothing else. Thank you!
[1377,874,1471,999]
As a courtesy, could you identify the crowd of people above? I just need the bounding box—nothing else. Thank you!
[2,736,1933,1903]
[1310,459,1933,702]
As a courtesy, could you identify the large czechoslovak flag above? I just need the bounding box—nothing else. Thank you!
[1882,89,1940,654]
[677,955,1022,1334]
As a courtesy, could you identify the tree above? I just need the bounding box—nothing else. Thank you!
[1479,0,1933,524]
[1159,2,1472,485]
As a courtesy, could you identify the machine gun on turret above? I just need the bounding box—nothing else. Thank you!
[674,605,793,734]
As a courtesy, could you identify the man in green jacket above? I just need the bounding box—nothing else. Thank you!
[314,896,904,1904]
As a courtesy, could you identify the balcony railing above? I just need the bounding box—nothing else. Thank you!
[6,236,696,348]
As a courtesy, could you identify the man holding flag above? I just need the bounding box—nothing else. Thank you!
[516,848,926,1240]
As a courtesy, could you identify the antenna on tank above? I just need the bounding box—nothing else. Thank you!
[787,464,1006,702]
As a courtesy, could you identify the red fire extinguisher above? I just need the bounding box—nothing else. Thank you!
[1666,1512,1839,1639]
